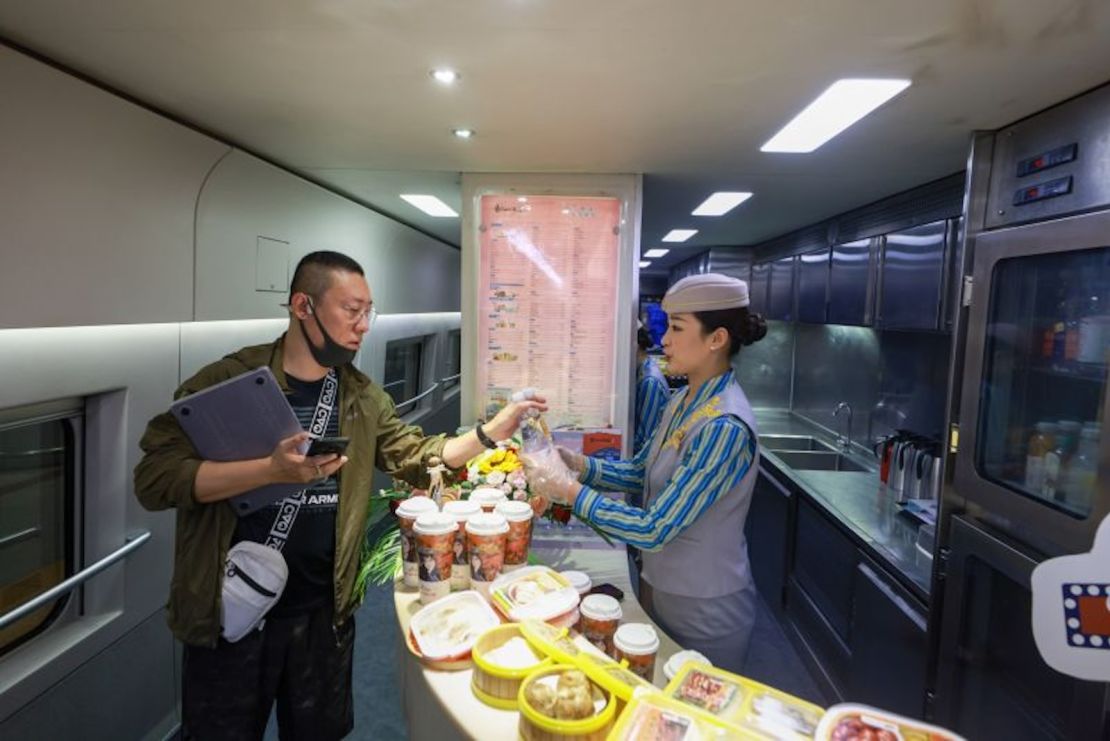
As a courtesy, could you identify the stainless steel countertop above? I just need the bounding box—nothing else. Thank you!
[753,409,933,600]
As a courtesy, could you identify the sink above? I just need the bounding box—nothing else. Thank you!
[770,450,871,473]
[759,434,838,453]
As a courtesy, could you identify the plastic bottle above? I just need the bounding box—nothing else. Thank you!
[1062,423,1100,511]
[1042,420,1080,501]
[1024,422,1057,493]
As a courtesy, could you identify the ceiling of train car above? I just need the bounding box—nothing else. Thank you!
[3,1,1110,272]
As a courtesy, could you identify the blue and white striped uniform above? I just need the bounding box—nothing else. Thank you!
[634,356,670,454]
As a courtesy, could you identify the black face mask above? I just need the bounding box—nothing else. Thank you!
[300,300,357,368]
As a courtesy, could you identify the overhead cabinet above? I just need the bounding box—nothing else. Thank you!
[827,238,878,326]
[767,255,797,321]
[748,261,771,315]
[877,220,952,331]
[797,249,830,323]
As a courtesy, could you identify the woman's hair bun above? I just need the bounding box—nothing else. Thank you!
[742,313,767,346]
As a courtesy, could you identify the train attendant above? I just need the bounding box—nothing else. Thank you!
[525,273,766,673]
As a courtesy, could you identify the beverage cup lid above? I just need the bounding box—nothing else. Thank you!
[465,512,510,536]
[396,495,438,519]
[580,593,622,621]
[495,500,534,521]
[614,623,659,655]
[413,511,458,536]
[470,487,508,504]
[442,499,481,520]
[560,570,592,595]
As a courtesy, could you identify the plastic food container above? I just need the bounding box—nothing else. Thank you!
[517,664,616,741]
[395,496,438,588]
[607,689,735,740]
[471,486,508,512]
[470,623,551,709]
[613,624,659,684]
[442,499,481,591]
[815,703,967,741]
[663,661,825,738]
[413,511,458,604]
[579,594,622,657]
[409,590,501,668]
[490,566,581,628]
[561,570,593,598]
[662,649,712,682]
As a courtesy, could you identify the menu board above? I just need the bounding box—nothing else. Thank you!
[477,194,621,428]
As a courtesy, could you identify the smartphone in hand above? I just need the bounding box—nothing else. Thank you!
[306,436,350,457]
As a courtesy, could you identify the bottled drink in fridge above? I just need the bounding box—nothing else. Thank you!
[1025,422,1057,493]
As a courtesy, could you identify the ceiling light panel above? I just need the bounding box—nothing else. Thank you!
[662,229,697,243]
[452,128,474,139]
[692,192,753,216]
[639,261,652,268]
[400,194,458,217]
[431,68,460,85]
[761,78,911,153]
[643,249,670,258]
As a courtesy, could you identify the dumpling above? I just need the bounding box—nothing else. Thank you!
[554,686,594,720]
[524,682,556,717]
[557,670,590,694]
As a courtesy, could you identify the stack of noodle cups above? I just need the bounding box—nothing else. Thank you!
[470,623,552,709]
[517,664,616,741]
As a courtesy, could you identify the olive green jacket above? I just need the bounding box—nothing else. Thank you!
[134,335,447,647]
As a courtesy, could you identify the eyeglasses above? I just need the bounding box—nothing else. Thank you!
[288,297,377,327]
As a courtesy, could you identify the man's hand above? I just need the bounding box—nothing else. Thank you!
[484,394,549,442]
[269,432,347,484]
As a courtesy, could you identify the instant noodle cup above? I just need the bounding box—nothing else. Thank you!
[466,512,510,597]
[578,594,622,657]
[395,496,438,588]
[613,623,659,684]
[471,486,508,513]
[413,511,458,604]
[560,570,593,598]
[495,500,534,571]
[442,499,481,591]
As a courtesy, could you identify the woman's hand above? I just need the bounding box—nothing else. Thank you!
[556,446,585,475]
[484,394,549,442]
[521,448,581,506]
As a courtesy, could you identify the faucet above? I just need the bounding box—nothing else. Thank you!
[834,402,853,452]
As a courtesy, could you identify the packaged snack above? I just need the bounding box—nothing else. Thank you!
[815,704,967,741]
[409,590,501,664]
[606,690,736,740]
[664,662,825,739]
[490,565,581,627]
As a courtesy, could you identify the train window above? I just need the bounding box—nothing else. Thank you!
[0,404,77,655]
[443,330,461,392]
[383,337,425,409]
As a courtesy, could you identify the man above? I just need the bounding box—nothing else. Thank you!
[135,251,542,740]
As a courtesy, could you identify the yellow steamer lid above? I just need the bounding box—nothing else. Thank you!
[662,661,825,739]
[519,619,655,703]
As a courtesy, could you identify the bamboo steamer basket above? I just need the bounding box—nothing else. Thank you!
[470,623,552,709]
[517,664,616,741]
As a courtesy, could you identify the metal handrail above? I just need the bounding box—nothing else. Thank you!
[0,527,40,549]
[395,382,440,412]
[0,530,151,631]
[439,373,462,384]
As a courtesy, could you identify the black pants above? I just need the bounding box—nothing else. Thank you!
[182,606,355,741]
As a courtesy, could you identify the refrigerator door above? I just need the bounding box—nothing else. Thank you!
[934,516,1110,740]
[954,208,1110,555]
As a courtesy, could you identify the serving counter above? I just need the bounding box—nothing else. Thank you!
[394,532,682,740]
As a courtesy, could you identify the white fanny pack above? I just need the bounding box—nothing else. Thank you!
[219,369,337,643]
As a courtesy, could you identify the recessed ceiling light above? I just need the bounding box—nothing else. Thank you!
[452,128,474,139]
[430,68,460,85]
[643,249,670,258]
[400,194,458,217]
[662,229,697,243]
[761,78,911,153]
[639,261,652,268]
[692,192,753,217]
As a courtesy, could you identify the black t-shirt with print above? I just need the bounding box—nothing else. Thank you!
[232,372,340,617]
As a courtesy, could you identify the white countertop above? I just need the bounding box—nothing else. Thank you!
[393,536,682,740]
